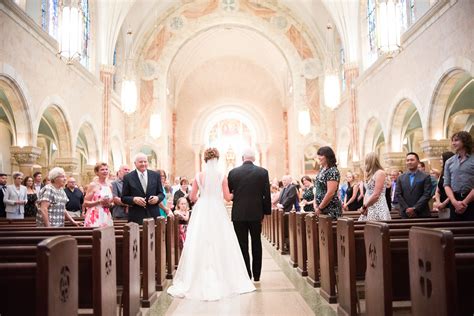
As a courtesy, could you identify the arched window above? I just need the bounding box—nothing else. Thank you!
[366,0,377,62]
[80,0,90,68]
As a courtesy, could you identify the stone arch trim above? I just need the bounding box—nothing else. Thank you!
[36,98,74,158]
[388,98,422,152]
[0,63,34,146]
[427,56,474,139]
[74,119,101,165]
[362,116,385,158]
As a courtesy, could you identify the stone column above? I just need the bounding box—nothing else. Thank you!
[10,146,42,176]
[420,139,451,171]
[82,164,96,185]
[383,152,406,172]
[192,144,202,174]
[344,64,361,163]
[100,65,115,162]
[54,157,79,177]
[283,111,289,174]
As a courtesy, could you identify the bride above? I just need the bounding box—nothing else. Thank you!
[167,148,256,301]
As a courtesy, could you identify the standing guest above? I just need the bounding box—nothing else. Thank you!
[42,177,51,186]
[358,153,391,221]
[417,161,427,173]
[343,172,363,212]
[83,162,114,227]
[270,184,280,210]
[37,167,80,227]
[0,173,7,217]
[111,165,130,219]
[173,178,192,210]
[429,169,440,196]
[389,170,400,211]
[385,175,392,212]
[395,152,432,218]
[313,146,342,219]
[121,153,165,225]
[277,175,298,212]
[171,177,181,196]
[64,177,84,218]
[339,181,348,204]
[444,131,474,220]
[22,176,38,217]
[174,197,190,250]
[3,172,27,219]
[33,172,43,195]
[433,151,455,219]
[300,176,315,212]
[158,170,174,218]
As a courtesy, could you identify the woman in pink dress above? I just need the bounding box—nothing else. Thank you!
[83,162,114,227]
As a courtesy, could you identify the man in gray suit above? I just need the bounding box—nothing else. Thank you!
[112,165,130,219]
[395,152,432,218]
[277,175,298,212]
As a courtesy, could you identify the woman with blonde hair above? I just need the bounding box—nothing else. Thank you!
[358,152,391,221]
[83,162,114,227]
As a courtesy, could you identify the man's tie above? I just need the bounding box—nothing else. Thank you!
[139,173,147,193]
[409,173,415,187]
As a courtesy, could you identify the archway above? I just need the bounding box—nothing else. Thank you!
[444,77,474,138]
[362,117,386,162]
[390,99,423,154]
[75,121,100,180]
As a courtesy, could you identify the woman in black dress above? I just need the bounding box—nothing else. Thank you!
[343,172,363,211]
[22,176,38,217]
[300,176,315,212]
[433,151,455,218]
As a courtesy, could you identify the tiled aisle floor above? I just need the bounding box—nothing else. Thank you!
[148,238,337,316]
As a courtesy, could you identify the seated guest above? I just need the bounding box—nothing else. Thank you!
[23,176,38,217]
[3,172,27,219]
[37,167,80,227]
[173,178,192,210]
[64,177,84,218]
[300,176,315,212]
[444,131,474,220]
[359,153,391,221]
[395,152,432,218]
[343,171,363,212]
[83,162,114,227]
[313,146,342,219]
[111,165,130,219]
[174,197,190,250]
[0,172,7,217]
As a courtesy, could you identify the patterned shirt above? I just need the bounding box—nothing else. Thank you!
[36,184,69,227]
[314,166,342,219]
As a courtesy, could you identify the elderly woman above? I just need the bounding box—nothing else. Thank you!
[3,172,28,219]
[37,167,79,227]
[83,162,114,227]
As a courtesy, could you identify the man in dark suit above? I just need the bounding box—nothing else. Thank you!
[121,153,165,225]
[277,175,298,212]
[395,152,432,218]
[228,148,271,282]
[0,173,7,217]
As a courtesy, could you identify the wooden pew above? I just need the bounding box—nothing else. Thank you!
[409,227,474,316]
[305,213,320,287]
[318,215,337,303]
[166,215,175,279]
[141,218,157,307]
[155,217,167,291]
[278,210,289,255]
[288,211,298,267]
[364,222,474,316]
[122,223,141,316]
[296,212,308,276]
[0,236,78,316]
[273,209,279,250]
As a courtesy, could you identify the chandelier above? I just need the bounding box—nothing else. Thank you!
[323,24,341,110]
[377,0,401,54]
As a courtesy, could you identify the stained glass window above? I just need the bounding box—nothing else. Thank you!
[399,0,408,32]
[367,0,377,53]
[410,0,416,23]
[41,0,59,40]
[80,0,90,67]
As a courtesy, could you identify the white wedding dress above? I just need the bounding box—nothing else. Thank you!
[167,159,256,301]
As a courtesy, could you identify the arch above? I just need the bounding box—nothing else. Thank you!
[110,134,127,172]
[427,56,474,139]
[0,64,33,146]
[362,117,385,159]
[36,102,73,158]
[336,127,351,168]
[75,120,100,165]
[388,98,423,152]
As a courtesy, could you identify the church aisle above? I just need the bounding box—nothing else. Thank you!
[148,239,337,316]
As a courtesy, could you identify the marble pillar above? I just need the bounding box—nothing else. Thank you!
[344,64,360,163]
[420,139,451,171]
[54,157,79,178]
[100,65,115,162]
[383,152,406,172]
[10,146,42,176]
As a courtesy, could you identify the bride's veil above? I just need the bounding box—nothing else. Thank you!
[201,158,222,198]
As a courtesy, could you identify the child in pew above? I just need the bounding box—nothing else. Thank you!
[174,197,190,250]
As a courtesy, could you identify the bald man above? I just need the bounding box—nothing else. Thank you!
[121,153,165,224]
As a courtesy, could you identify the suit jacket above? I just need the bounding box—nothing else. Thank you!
[278,184,298,212]
[3,185,28,215]
[0,185,6,216]
[121,169,165,225]
[395,170,432,218]
[228,161,271,222]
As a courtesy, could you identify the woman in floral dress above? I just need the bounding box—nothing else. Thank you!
[83,162,114,227]
[313,146,342,219]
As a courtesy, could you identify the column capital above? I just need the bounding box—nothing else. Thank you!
[383,152,406,171]
[420,139,451,158]
[10,146,42,165]
[99,64,115,75]
[54,157,79,174]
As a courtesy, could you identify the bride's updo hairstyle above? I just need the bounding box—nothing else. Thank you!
[204,148,219,162]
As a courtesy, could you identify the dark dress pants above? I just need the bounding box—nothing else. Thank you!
[233,220,262,280]
[450,192,474,221]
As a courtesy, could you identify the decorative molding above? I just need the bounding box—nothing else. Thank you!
[10,145,41,165]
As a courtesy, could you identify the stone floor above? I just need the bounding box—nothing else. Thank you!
[147,239,337,316]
